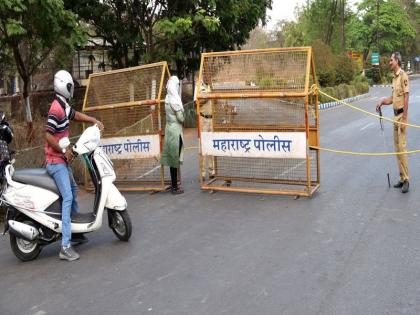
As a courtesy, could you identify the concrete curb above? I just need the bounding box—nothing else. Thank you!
[372,84,392,88]
[318,93,370,110]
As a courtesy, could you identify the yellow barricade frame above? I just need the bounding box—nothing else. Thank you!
[82,62,172,191]
[197,48,320,196]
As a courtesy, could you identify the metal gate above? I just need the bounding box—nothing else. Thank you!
[196,48,320,196]
[82,62,172,191]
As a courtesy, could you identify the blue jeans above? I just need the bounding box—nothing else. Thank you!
[46,163,79,247]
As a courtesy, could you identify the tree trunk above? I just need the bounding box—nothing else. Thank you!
[340,0,346,53]
[148,27,155,62]
[124,45,129,68]
[22,77,34,143]
[325,0,338,46]
[11,47,34,142]
[363,48,369,67]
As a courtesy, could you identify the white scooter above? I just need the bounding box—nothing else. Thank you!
[2,124,132,261]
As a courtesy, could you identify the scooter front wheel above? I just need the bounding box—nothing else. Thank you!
[108,210,132,241]
[10,219,42,262]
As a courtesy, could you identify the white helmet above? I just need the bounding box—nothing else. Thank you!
[54,70,74,100]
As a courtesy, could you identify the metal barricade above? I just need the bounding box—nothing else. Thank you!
[82,62,172,191]
[197,48,320,196]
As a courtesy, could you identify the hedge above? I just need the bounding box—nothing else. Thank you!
[318,81,369,103]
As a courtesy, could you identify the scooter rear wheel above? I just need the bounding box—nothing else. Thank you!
[108,210,132,242]
[10,219,42,262]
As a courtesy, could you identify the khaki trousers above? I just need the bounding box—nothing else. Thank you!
[393,115,409,181]
[201,117,215,178]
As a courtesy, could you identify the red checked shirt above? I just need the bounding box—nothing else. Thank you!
[44,95,75,164]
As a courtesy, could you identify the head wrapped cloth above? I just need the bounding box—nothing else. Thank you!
[165,76,183,112]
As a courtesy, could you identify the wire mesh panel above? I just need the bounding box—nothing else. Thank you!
[197,48,320,196]
[83,62,172,191]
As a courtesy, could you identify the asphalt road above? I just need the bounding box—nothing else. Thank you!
[1,76,420,314]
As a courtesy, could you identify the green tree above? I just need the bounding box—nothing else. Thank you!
[0,47,15,91]
[273,19,306,47]
[153,2,221,77]
[242,27,273,50]
[151,0,272,77]
[299,0,340,48]
[312,39,337,87]
[349,0,416,63]
[335,54,354,84]
[65,0,147,68]
[396,0,420,58]
[277,0,352,53]
[67,0,271,78]
[0,0,84,138]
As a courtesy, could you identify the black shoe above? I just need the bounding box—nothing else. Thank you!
[393,181,404,188]
[71,233,89,246]
[402,181,409,193]
[171,187,184,195]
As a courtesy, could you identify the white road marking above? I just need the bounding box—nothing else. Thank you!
[360,122,375,131]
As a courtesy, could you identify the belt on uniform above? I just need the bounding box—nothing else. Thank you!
[394,108,404,116]
[200,113,212,119]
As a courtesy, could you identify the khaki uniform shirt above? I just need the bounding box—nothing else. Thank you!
[199,100,212,117]
[194,82,212,117]
[392,68,409,110]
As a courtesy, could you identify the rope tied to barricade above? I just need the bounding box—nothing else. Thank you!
[313,84,420,129]
[12,87,416,158]
[14,135,80,156]
[311,85,420,156]
[308,146,420,156]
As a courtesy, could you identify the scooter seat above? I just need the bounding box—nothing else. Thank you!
[12,168,60,195]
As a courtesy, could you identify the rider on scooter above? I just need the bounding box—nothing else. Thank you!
[45,70,104,261]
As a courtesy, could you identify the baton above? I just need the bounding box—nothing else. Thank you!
[379,108,391,188]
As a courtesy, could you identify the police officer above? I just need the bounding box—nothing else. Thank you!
[194,77,215,180]
[376,52,410,193]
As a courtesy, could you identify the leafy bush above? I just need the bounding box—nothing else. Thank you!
[319,86,336,103]
[364,54,394,84]
[312,39,337,87]
[353,74,368,84]
[354,81,369,94]
[318,82,369,104]
[365,67,381,84]
[314,47,369,103]
[318,68,336,87]
[336,84,348,99]
[335,55,355,85]
[379,56,393,84]
[341,84,357,98]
